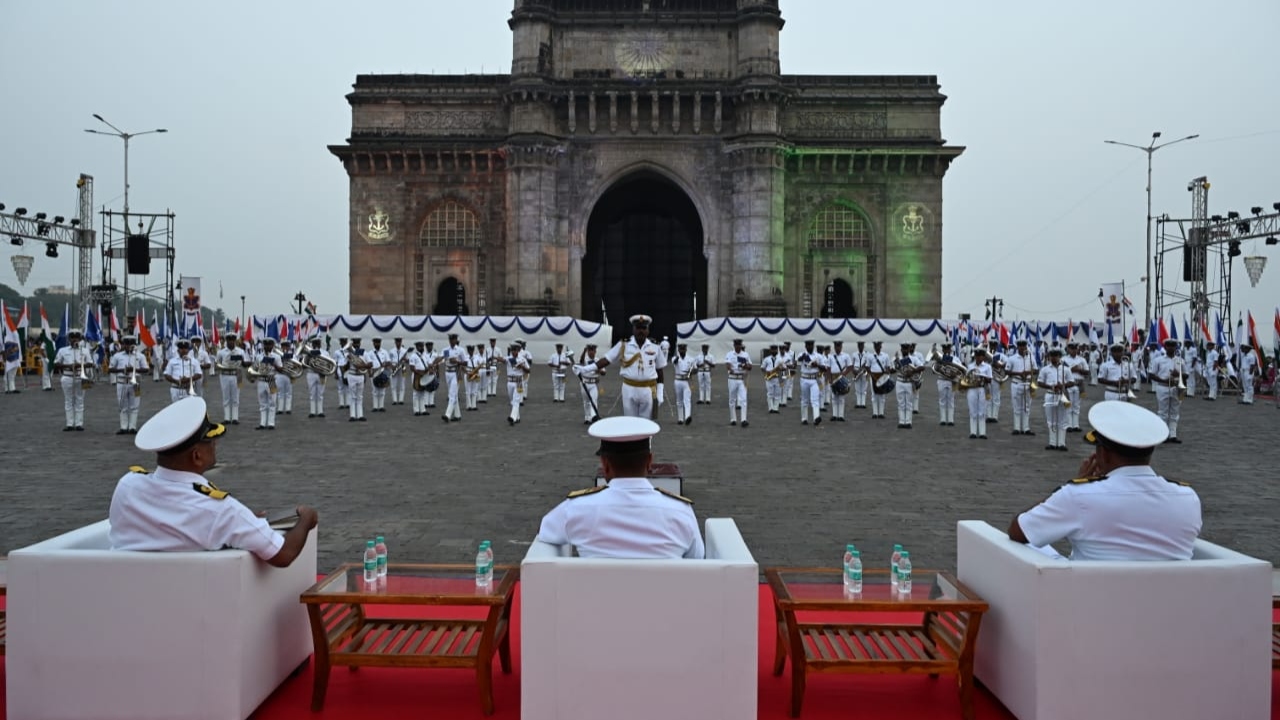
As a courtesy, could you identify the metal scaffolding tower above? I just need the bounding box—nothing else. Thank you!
[0,174,97,320]
[99,209,177,325]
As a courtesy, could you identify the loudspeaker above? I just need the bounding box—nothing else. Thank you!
[126,235,150,275]
[1183,228,1206,282]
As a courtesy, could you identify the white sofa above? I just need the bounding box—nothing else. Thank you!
[521,518,758,720]
[6,520,317,720]
[956,520,1273,720]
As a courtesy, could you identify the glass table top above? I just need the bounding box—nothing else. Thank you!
[768,568,979,606]
[305,563,514,601]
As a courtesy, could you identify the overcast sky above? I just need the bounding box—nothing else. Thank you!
[3,0,1277,330]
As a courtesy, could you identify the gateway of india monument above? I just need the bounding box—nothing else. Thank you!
[331,0,963,340]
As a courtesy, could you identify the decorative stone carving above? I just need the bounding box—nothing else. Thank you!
[784,110,888,137]
[404,110,497,133]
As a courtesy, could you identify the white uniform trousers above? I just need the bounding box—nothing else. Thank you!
[59,376,86,427]
[821,379,832,408]
[551,372,566,402]
[1043,395,1066,447]
[987,382,1002,420]
[506,377,523,422]
[444,372,462,420]
[912,381,921,412]
[697,370,712,403]
[40,365,52,390]
[275,373,293,413]
[895,381,915,426]
[306,372,325,416]
[799,376,820,422]
[854,375,869,407]
[466,375,481,409]
[345,374,366,419]
[337,376,349,408]
[936,379,955,424]
[371,376,388,410]
[783,373,794,402]
[486,367,498,396]
[765,377,781,412]
[870,379,888,417]
[170,385,193,403]
[966,388,987,437]
[1205,370,1218,399]
[1010,382,1031,433]
[1184,369,1197,397]
[391,373,405,404]
[1155,384,1181,438]
[218,373,240,422]
[255,380,276,427]
[1242,373,1256,403]
[193,377,206,398]
[726,377,747,423]
[115,382,141,430]
[1066,386,1082,429]
[424,377,437,408]
[411,385,428,414]
[4,366,18,392]
[674,379,692,422]
[830,385,847,419]
[620,382,655,419]
[579,380,599,422]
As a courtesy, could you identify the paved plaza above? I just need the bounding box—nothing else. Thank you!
[2,378,1277,574]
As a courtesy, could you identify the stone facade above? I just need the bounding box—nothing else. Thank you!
[331,0,963,336]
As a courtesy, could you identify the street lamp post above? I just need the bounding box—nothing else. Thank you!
[240,296,246,333]
[1104,131,1198,330]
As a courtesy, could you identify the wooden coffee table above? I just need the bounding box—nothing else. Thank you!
[300,563,517,715]
[765,567,988,719]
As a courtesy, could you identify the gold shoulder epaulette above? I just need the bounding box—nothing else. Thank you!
[129,465,149,474]
[567,485,607,499]
[1070,475,1108,485]
[1165,477,1192,487]
[192,483,229,500]
[655,487,694,504]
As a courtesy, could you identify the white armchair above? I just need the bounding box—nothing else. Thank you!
[6,519,316,720]
[520,517,758,720]
[956,520,1272,720]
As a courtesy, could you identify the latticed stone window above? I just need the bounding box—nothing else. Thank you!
[808,205,870,249]
[420,200,482,247]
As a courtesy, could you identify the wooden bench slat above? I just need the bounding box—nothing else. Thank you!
[451,626,480,656]
[823,629,849,661]
[885,629,917,660]
[837,628,867,660]
[869,630,899,660]
[421,624,461,657]
[371,624,404,654]
[388,624,419,655]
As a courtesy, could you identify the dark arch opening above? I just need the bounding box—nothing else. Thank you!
[821,278,857,319]
[434,277,469,315]
[582,173,707,342]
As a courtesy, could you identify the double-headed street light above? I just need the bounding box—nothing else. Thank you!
[1104,131,1198,329]
[84,114,168,214]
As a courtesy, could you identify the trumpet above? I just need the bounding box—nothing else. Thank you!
[1174,357,1187,401]
[78,357,97,390]
[1058,365,1072,409]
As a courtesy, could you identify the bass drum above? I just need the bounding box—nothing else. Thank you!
[873,375,895,395]
[424,378,440,392]
[372,371,391,389]
[831,377,851,396]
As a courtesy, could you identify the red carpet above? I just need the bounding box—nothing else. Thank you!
[1,586,1278,719]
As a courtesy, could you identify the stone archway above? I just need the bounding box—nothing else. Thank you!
[582,172,707,342]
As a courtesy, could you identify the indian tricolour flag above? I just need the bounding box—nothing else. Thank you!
[39,303,55,361]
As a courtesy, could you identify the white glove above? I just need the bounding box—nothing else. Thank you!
[657,383,665,405]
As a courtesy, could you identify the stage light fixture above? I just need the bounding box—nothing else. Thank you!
[1273,202,1280,212]
[53,215,65,224]
[9,236,22,246]
[1237,221,1251,233]
[15,207,27,216]
[1266,236,1278,246]
[36,223,50,237]
[1228,241,1242,257]
[45,242,58,258]
[1251,206,1263,216]
[1211,214,1224,223]
[0,203,5,211]
[34,211,47,220]
[69,219,80,227]
[1227,211,1240,220]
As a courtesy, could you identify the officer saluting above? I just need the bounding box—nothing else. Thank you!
[108,397,318,567]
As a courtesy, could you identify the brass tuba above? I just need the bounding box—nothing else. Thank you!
[245,361,275,383]
[930,358,967,382]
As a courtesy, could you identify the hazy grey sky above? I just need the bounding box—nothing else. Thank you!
[3,0,1278,329]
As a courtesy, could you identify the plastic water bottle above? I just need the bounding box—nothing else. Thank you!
[842,544,855,591]
[374,536,388,578]
[897,551,912,596]
[475,542,491,589]
[847,550,863,595]
[890,544,903,589]
[482,540,494,586]
[363,540,377,584]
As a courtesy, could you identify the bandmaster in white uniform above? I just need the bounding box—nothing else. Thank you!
[595,314,666,419]
[536,417,704,559]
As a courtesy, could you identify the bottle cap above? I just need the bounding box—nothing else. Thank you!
[376,536,385,543]
[846,544,854,552]
[900,551,910,557]
[852,550,860,557]
[366,540,375,547]
[480,540,491,549]
[894,544,903,550]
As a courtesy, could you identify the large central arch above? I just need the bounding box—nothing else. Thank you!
[582,173,707,342]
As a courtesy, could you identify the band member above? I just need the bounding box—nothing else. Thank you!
[935,342,959,426]
[109,335,149,434]
[517,339,534,405]
[485,337,501,397]
[546,342,571,403]
[304,337,329,418]
[407,340,429,416]
[572,344,604,425]
[818,345,833,409]
[867,340,891,419]
[252,338,281,430]
[853,340,871,409]
[466,344,484,410]
[151,337,166,382]
[1238,343,1259,405]
[671,343,696,425]
[594,314,666,420]
[1063,342,1088,432]
[505,342,530,425]
[1203,341,1219,400]
[1149,338,1185,443]
[335,337,351,409]
[893,344,923,429]
[966,347,993,439]
[368,337,390,412]
[1037,347,1072,451]
[722,338,753,427]
[54,329,93,430]
[780,340,795,404]
[1098,343,1136,402]
[793,339,823,426]
[421,341,439,409]
[1181,339,1199,397]
[213,334,244,424]
[694,343,714,404]
[3,339,22,393]
[275,339,295,414]
[828,341,852,421]
[339,337,371,421]
[907,342,925,415]
[762,344,783,414]
[440,333,465,423]
[34,342,53,391]
[987,340,1006,423]
[1007,339,1038,436]
[388,337,408,406]
[164,339,202,404]
[190,336,212,398]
